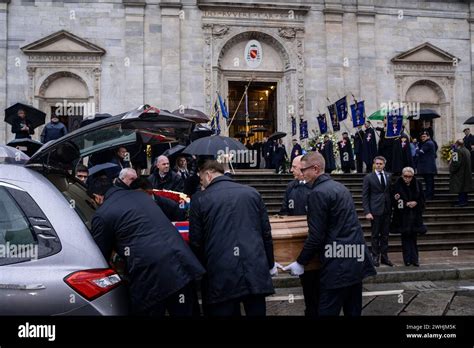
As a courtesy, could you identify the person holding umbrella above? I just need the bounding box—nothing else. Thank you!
[11,109,34,139]
[416,131,437,200]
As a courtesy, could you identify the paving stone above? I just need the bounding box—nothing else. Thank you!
[399,291,455,316]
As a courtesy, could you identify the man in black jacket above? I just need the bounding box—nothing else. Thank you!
[90,177,205,316]
[283,151,376,316]
[148,155,184,192]
[463,128,474,172]
[353,127,365,173]
[362,156,393,267]
[280,155,310,216]
[280,155,319,317]
[189,160,276,316]
[11,109,34,139]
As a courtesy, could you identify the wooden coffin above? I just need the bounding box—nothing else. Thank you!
[270,215,321,271]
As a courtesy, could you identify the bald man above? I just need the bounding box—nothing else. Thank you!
[279,155,311,216]
[148,155,184,192]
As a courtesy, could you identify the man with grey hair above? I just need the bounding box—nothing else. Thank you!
[148,155,184,192]
[283,151,375,316]
[115,168,138,189]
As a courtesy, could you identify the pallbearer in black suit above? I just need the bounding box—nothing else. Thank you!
[362,156,393,267]
[321,135,336,174]
[279,155,318,316]
[338,132,355,173]
[353,126,365,173]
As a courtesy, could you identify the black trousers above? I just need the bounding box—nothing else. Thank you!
[371,213,390,261]
[318,282,363,316]
[355,156,364,173]
[422,174,435,199]
[401,233,419,265]
[207,294,266,317]
[299,270,320,317]
[133,281,198,317]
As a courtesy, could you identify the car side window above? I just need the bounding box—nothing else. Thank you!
[0,184,61,266]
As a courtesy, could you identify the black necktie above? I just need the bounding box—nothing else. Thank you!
[379,172,386,190]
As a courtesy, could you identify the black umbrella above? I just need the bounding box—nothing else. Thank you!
[80,113,112,128]
[0,145,30,164]
[162,144,186,157]
[172,108,210,123]
[5,102,46,129]
[251,126,268,132]
[463,116,474,125]
[6,138,43,157]
[268,131,287,141]
[183,135,247,156]
[88,162,120,177]
[407,109,441,121]
[190,124,214,141]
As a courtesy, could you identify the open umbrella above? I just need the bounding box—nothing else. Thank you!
[190,124,214,141]
[172,108,210,123]
[7,138,43,157]
[407,109,440,121]
[183,135,247,156]
[251,126,268,132]
[88,162,120,177]
[368,109,386,121]
[5,102,46,129]
[0,145,30,164]
[162,144,186,157]
[463,116,474,125]
[268,131,287,141]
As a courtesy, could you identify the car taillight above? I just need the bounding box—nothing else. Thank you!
[64,269,122,301]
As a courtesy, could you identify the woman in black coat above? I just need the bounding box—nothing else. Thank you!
[392,135,414,176]
[390,167,426,266]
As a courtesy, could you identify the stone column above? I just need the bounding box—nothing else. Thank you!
[160,1,182,110]
[123,0,146,107]
[356,1,377,114]
[324,2,345,102]
[0,0,9,145]
[470,3,474,117]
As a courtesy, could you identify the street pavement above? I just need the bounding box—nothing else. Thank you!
[266,279,474,316]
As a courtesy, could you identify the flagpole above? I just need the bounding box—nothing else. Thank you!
[228,79,252,129]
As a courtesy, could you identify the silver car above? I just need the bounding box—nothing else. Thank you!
[0,106,194,315]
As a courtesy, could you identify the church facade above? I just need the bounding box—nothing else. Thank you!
[1,0,474,157]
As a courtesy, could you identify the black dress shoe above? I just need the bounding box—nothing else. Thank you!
[404,262,411,266]
[373,259,380,267]
[412,262,420,267]
[381,259,394,267]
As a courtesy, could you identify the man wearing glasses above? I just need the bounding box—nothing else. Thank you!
[283,152,376,316]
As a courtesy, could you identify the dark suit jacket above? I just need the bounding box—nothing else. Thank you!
[362,171,392,216]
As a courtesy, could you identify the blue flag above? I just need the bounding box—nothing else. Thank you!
[317,114,328,134]
[335,96,348,122]
[328,104,340,132]
[217,93,229,119]
[350,101,366,128]
[386,108,403,138]
[299,119,308,140]
[291,117,297,136]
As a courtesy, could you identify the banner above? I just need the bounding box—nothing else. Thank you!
[317,114,328,134]
[217,93,229,119]
[291,117,297,136]
[299,119,308,140]
[350,101,366,128]
[211,101,221,135]
[328,103,340,132]
[386,108,404,138]
[335,96,348,122]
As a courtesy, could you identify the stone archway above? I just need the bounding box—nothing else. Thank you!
[203,25,305,137]
[36,71,92,137]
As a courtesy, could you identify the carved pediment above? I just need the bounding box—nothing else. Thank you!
[391,42,458,65]
[21,30,105,56]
